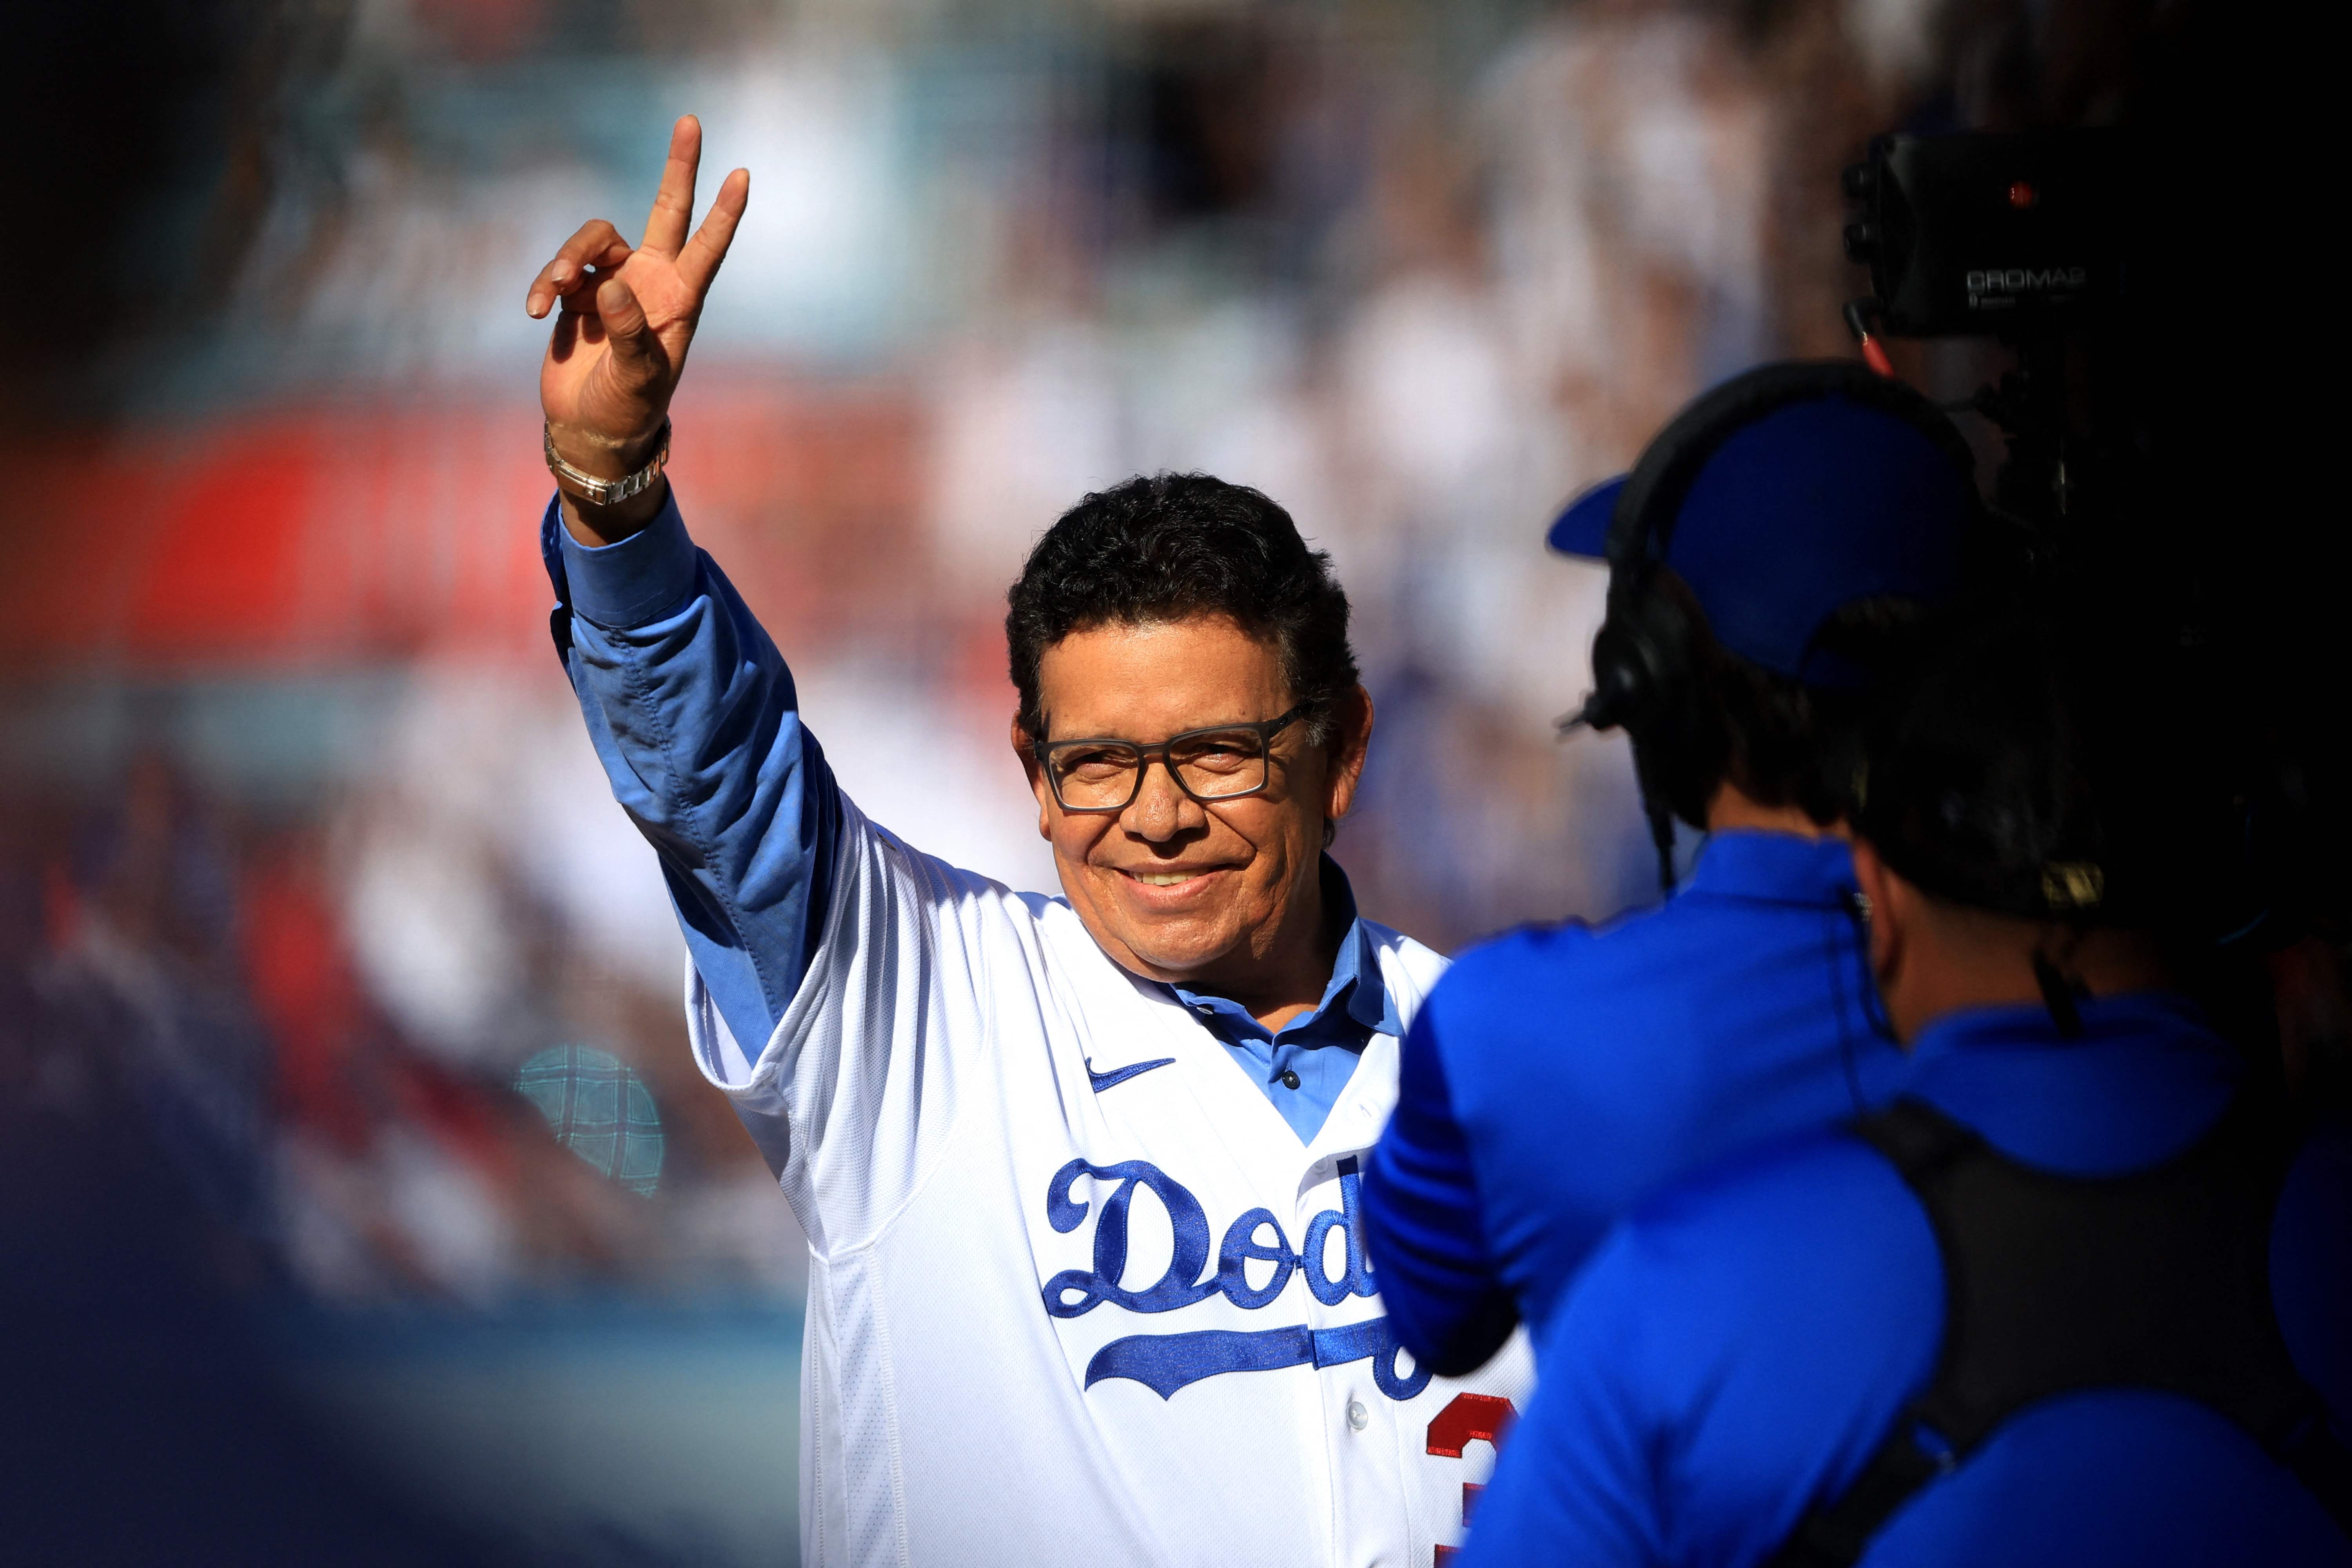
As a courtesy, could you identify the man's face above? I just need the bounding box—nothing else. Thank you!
[1018,616,1370,1001]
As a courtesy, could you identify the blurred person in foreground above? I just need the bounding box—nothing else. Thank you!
[1459,614,2352,1566]
[523,118,1529,1567]
[0,774,489,1564]
[1362,362,1976,1374]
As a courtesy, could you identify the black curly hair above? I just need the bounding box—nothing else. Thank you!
[1005,473,1360,747]
[1632,573,1931,837]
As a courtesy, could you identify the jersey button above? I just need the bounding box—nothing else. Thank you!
[1346,1400,1368,1431]
[1279,1069,1301,1090]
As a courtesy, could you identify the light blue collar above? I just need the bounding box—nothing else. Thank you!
[1165,858,1396,1045]
[1163,859,1392,1144]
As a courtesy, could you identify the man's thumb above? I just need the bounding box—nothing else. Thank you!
[597,277,657,375]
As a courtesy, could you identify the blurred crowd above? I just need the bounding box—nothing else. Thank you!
[0,719,809,1301]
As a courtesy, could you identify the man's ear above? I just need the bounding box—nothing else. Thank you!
[1848,838,1916,1038]
[1014,717,1053,841]
[1850,839,1897,955]
[1322,685,1376,826]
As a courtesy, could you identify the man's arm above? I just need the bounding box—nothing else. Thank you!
[525,115,824,1060]
[525,123,1012,1245]
[1361,1004,1521,1374]
[544,488,838,1065]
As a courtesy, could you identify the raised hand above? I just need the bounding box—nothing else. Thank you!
[527,114,748,539]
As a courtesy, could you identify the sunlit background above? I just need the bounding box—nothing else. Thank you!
[1,0,2216,1561]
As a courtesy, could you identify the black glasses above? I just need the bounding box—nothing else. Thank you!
[1040,703,1312,813]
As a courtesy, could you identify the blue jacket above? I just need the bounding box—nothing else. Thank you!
[1361,831,1907,1369]
[1458,993,2352,1567]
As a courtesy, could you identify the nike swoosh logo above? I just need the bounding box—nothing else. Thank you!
[1086,1056,1176,1093]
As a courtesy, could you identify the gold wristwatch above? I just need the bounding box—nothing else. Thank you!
[544,419,671,507]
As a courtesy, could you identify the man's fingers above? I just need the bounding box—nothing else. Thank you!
[527,220,629,314]
[642,115,702,258]
[676,167,750,299]
[526,220,631,317]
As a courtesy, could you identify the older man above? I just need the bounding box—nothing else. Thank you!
[525,117,1529,1568]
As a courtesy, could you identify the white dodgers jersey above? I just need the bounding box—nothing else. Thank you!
[689,797,1534,1567]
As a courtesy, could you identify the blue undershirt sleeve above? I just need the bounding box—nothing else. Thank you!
[1362,1000,1519,1376]
[541,491,840,1065]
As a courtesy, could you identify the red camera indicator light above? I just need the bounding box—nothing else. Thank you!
[2008,180,2038,209]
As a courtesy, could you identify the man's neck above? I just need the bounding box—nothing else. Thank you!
[1185,874,1344,1034]
[1704,780,1846,839]
[1894,923,2173,1044]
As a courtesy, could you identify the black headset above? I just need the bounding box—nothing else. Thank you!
[1566,360,1982,891]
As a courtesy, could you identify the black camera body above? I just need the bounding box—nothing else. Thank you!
[1843,131,2126,338]
[1837,127,2336,959]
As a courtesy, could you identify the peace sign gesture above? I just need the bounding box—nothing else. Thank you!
[527,115,748,537]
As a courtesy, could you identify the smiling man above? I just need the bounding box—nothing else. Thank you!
[526,118,1529,1568]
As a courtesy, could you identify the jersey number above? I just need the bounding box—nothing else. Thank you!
[1427,1392,1515,1566]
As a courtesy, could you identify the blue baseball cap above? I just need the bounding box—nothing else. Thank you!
[1548,368,1975,684]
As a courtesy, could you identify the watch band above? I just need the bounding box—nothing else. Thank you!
[544,419,671,507]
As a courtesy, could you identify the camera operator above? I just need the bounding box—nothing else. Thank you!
[1361,361,1977,1373]
[1455,613,2352,1567]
